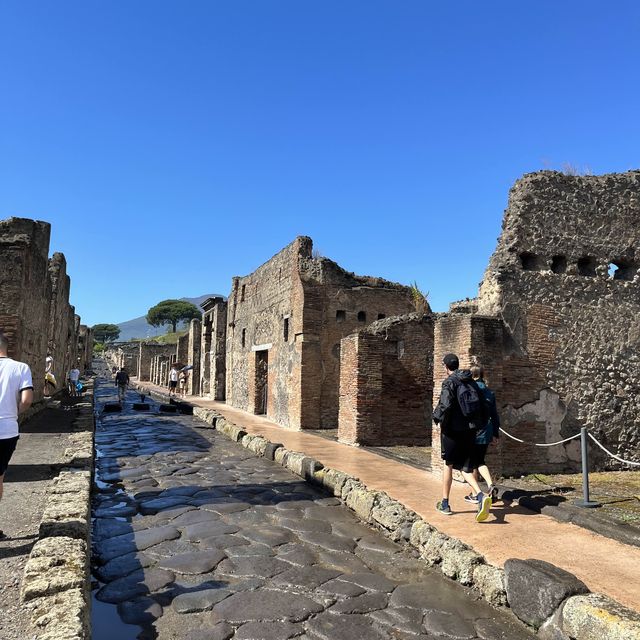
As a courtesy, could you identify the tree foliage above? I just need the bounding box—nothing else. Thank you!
[146,299,202,333]
[92,323,121,343]
[410,281,430,314]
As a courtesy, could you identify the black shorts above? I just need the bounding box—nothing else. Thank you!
[440,429,475,473]
[470,443,489,469]
[0,436,19,476]
[169,381,178,389]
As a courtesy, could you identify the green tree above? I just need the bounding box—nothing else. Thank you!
[146,299,201,333]
[92,323,121,343]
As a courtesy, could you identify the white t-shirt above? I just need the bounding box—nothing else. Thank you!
[69,369,80,382]
[0,357,33,439]
[169,369,179,382]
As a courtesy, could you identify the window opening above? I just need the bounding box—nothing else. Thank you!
[357,311,366,323]
[577,256,596,277]
[241,328,246,348]
[520,252,540,271]
[283,317,289,342]
[377,313,386,320]
[609,260,636,281]
[241,284,246,301]
[551,255,567,274]
[336,310,346,323]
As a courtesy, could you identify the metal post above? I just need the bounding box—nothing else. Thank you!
[575,427,601,508]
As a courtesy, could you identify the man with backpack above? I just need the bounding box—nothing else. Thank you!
[432,353,492,522]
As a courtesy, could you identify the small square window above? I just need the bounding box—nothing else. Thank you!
[357,311,366,322]
[336,310,346,323]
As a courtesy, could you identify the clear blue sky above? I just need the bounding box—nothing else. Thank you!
[1,2,639,327]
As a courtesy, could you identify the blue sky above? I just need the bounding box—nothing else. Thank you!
[1,2,639,326]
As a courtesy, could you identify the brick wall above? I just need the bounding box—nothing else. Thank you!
[338,314,434,446]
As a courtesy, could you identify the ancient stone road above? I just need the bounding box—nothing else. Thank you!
[92,376,534,640]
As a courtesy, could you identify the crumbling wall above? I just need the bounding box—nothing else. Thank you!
[187,319,201,395]
[47,253,74,387]
[202,298,227,401]
[0,218,52,402]
[137,343,174,382]
[339,313,434,446]
[77,325,93,372]
[477,170,640,469]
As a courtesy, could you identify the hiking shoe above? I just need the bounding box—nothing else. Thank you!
[436,500,452,515]
[476,493,492,523]
[463,493,478,504]
[489,484,499,502]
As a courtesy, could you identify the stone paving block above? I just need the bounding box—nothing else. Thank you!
[22,537,87,602]
[234,621,304,640]
[422,610,476,639]
[504,558,589,628]
[306,611,388,640]
[96,567,175,603]
[329,592,389,614]
[560,593,640,640]
[158,549,226,574]
[173,587,233,613]
[118,597,163,625]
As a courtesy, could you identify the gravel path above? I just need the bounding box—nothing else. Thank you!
[92,379,535,640]
[0,398,85,640]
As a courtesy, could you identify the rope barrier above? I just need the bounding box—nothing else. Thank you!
[587,433,640,467]
[498,427,581,447]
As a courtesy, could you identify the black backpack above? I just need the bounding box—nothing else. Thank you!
[456,379,487,429]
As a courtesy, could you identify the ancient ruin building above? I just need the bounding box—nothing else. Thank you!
[137,343,175,382]
[0,217,85,401]
[338,313,434,446]
[431,170,640,473]
[225,237,415,429]
[200,297,227,400]
[186,319,201,395]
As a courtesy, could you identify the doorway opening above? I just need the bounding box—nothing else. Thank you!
[255,350,268,415]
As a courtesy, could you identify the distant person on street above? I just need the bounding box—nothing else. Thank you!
[0,331,34,539]
[179,370,188,397]
[115,367,129,404]
[67,365,80,397]
[168,365,179,397]
[432,353,492,522]
[463,366,500,505]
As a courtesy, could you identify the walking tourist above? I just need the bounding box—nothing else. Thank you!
[432,353,492,522]
[463,365,500,505]
[67,364,80,397]
[0,331,34,539]
[115,367,129,404]
[179,369,188,397]
[168,365,179,397]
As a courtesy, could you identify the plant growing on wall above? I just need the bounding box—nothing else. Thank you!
[92,323,121,343]
[146,299,202,333]
[410,281,430,314]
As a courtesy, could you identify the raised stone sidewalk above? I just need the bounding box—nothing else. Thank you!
[137,381,640,639]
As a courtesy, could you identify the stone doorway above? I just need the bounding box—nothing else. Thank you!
[254,350,268,415]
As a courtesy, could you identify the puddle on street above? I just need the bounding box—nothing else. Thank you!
[92,591,141,640]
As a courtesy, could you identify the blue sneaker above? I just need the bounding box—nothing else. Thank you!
[436,500,452,515]
[476,492,492,523]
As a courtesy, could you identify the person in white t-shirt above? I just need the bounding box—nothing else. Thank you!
[168,366,179,397]
[68,366,80,397]
[0,331,34,539]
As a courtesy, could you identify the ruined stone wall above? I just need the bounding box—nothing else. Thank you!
[47,253,74,386]
[478,170,640,469]
[137,343,175,382]
[299,255,416,429]
[77,325,93,372]
[338,314,434,446]
[176,333,189,365]
[187,319,201,395]
[208,300,227,401]
[225,238,306,425]
[0,218,52,402]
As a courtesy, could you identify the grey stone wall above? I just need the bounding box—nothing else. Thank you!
[478,170,640,468]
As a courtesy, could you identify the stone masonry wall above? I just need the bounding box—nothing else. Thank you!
[187,319,201,395]
[137,343,175,382]
[47,252,75,386]
[208,300,227,401]
[478,170,640,468]
[338,313,434,446]
[0,218,52,402]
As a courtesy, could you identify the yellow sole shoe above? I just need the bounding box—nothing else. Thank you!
[476,495,492,523]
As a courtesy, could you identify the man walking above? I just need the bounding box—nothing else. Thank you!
[115,367,129,404]
[168,365,179,397]
[67,364,80,397]
[0,331,34,539]
[432,353,492,522]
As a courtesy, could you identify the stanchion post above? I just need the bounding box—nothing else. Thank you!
[575,427,601,508]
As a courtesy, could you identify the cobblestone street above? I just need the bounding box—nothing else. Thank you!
[92,375,534,640]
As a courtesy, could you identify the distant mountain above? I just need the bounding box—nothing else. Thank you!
[116,294,224,341]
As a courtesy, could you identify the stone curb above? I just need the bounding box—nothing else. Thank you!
[20,382,96,640]
[135,385,640,639]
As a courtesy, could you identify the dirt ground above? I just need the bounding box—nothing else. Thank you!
[0,398,83,640]
[506,470,640,530]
